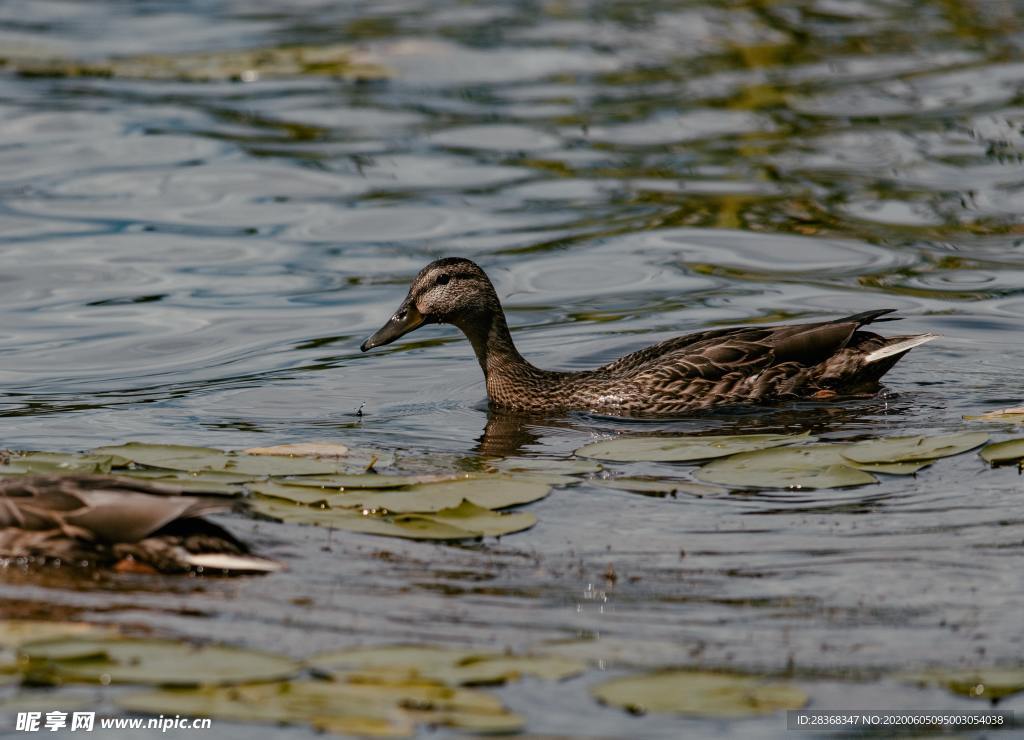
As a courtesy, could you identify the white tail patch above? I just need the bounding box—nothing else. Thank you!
[864,333,939,364]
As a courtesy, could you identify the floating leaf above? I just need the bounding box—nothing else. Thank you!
[251,497,535,540]
[271,473,468,490]
[594,478,724,497]
[118,678,521,736]
[254,477,549,513]
[841,432,989,464]
[575,432,812,462]
[91,443,347,476]
[0,621,116,648]
[979,438,1024,466]
[964,407,1024,424]
[695,445,877,489]
[901,668,1024,700]
[592,670,807,717]
[21,636,298,687]
[2,451,130,475]
[243,442,349,458]
[309,644,585,686]
[848,460,930,475]
[8,45,389,82]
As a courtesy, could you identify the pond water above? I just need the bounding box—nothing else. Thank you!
[1,0,1024,737]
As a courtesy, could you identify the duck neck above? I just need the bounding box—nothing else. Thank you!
[457,308,549,401]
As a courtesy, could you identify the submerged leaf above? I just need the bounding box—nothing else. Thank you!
[841,432,989,464]
[594,478,723,497]
[20,636,298,687]
[979,438,1024,466]
[8,45,389,82]
[575,432,812,462]
[901,668,1024,700]
[593,670,807,717]
[695,445,877,489]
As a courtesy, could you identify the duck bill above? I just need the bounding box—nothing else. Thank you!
[360,301,425,351]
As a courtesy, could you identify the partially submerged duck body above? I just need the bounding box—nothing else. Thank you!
[361,258,936,415]
[0,475,279,574]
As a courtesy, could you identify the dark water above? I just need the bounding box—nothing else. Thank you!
[2,0,1024,737]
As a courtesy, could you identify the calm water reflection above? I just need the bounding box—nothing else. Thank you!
[1,0,1024,737]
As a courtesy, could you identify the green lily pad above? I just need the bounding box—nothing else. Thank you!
[901,668,1024,700]
[8,45,389,82]
[848,460,931,475]
[575,432,812,462]
[269,473,469,490]
[309,644,586,686]
[979,438,1024,466]
[594,478,724,497]
[695,445,878,489]
[251,497,536,541]
[592,670,807,717]
[20,636,298,687]
[91,443,347,476]
[118,678,521,736]
[840,432,989,464]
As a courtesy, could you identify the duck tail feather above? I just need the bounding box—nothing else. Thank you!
[839,308,901,326]
[864,333,939,364]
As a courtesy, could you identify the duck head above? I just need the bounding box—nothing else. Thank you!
[360,257,500,351]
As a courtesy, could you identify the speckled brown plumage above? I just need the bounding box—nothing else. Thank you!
[0,475,279,573]
[362,258,936,415]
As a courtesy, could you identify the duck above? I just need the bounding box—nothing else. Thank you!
[0,474,280,574]
[360,257,936,415]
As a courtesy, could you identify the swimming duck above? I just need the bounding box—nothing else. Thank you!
[361,257,936,415]
[0,475,279,574]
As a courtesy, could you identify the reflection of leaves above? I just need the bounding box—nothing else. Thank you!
[309,644,586,686]
[252,497,536,540]
[841,432,989,464]
[21,636,298,687]
[901,668,1024,700]
[594,478,723,497]
[979,438,1024,465]
[576,432,812,462]
[7,45,389,82]
[593,670,807,717]
[695,445,877,489]
[118,678,521,737]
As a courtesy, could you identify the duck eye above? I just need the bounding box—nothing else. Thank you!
[436,274,450,286]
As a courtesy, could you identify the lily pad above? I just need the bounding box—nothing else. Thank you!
[20,636,298,687]
[594,478,724,497]
[271,473,468,490]
[964,407,1024,424]
[119,678,520,736]
[575,432,812,462]
[901,668,1024,700]
[2,451,130,475]
[592,670,807,717]
[840,432,989,464]
[979,438,1024,466]
[91,443,347,476]
[309,644,586,686]
[243,442,349,458]
[251,497,536,540]
[695,445,877,489]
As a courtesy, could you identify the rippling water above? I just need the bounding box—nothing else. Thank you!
[2,0,1024,736]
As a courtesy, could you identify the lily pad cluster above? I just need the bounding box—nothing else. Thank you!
[577,431,995,490]
[0,443,558,542]
[0,622,585,736]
